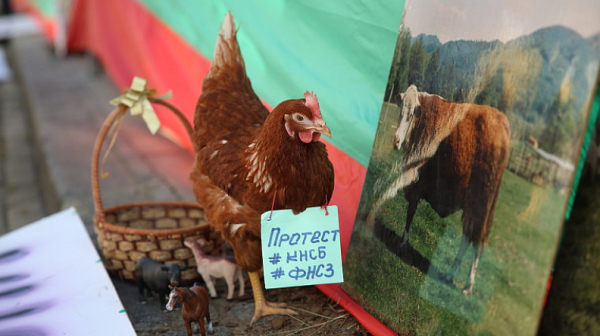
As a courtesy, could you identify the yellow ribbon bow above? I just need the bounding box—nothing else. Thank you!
[109,76,172,134]
[101,77,172,178]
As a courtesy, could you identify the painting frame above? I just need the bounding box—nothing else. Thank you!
[343,1,600,335]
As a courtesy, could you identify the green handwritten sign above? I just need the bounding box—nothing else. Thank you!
[261,206,344,289]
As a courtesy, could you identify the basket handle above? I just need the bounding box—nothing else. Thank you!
[91,99,194,221]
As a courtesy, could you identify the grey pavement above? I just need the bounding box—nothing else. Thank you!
[1,34,195,238]
[0,40,45,232]
[0,34,203,334]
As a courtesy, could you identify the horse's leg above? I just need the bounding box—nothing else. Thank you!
[366,165,422,228]
[366,173,406,226]
[463,243,483,295]
[184,319,193,336]
[401,193,419,245]
[443,234,470,284]
[206,312,214,334]
[198,318,206,336]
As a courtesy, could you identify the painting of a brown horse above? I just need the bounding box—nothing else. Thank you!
[368,85,510,295]
[166,284,213,336]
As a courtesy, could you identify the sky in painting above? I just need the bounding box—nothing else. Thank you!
[403,0,600,43]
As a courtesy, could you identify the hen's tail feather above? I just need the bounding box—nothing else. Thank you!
[220,11,236,41]
[207,11,244,79]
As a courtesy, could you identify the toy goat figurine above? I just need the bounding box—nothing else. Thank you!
[166,284,213,336]
[184,238,245,300]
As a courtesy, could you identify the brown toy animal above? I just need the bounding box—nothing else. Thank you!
[166,284,213,336]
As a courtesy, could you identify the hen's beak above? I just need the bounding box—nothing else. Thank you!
[317,125,332,138]
[312,120,332,138]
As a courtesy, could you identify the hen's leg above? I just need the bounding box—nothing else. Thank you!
[248,271,296,324]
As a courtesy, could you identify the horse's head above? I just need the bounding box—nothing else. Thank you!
[394,85,421,150]
[166,285,183,311]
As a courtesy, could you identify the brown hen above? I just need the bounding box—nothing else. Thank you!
[190,12,334,324]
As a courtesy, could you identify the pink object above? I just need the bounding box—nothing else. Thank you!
[184,239,245,300]
[303,91,322,119]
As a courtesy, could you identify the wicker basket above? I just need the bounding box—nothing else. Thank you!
[91,100,220,282]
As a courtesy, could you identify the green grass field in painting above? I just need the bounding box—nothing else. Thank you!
[343,103,569,336]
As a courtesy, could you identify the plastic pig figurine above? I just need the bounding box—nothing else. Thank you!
[135,257,189,310]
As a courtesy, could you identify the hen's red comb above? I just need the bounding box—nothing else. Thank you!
[303,91,322,119]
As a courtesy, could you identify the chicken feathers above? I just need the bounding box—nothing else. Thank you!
[190,12,334,277]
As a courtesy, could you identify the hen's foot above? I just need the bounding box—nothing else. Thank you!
[248,271,296,325]
[251,301,296,325]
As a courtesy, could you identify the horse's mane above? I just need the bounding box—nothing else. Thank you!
[171,286,199,299]
[185,287,198,298]
[403,92,469,168]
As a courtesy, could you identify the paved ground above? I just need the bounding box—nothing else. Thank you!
[0,33,369,335]
[0,41,46,233]
[0,32,200,334]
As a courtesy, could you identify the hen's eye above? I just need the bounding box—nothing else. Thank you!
[295,114,304,121]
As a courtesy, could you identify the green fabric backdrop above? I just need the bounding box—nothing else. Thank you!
[139,0,405,167]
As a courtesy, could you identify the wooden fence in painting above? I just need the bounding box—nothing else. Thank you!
[507,141,574,190]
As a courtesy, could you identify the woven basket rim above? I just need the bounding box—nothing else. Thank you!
[95,201,209,236]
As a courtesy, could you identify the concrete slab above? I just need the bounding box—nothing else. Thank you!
[10,35,195,237]
[0,13,38,40]
[0,47,45,233]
